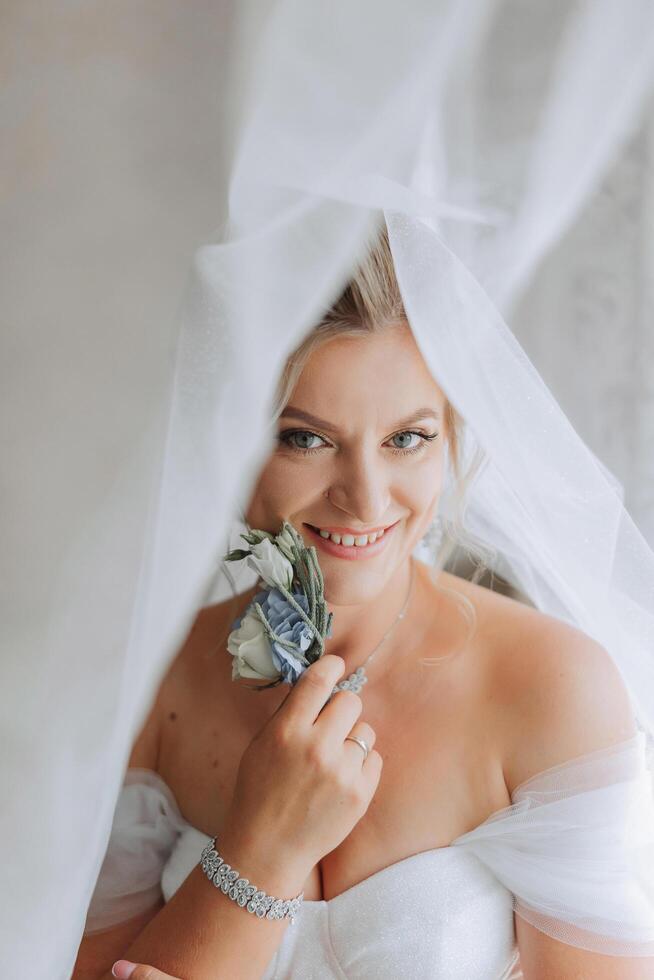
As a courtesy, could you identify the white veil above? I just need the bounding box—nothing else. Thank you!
[3,2,654,976]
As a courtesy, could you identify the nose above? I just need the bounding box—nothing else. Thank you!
[326,452,391,527]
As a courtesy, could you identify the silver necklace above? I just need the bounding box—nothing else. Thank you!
[332,558,416,696]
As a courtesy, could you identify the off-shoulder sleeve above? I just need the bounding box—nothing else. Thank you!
[83,768,190,935]
[452,729,654,957]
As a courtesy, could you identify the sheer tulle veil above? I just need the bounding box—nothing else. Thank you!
[3,2,654,975]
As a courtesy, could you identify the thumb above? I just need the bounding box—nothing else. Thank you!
[112,960,182,980]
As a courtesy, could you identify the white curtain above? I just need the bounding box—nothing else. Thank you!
[512,111,654,544]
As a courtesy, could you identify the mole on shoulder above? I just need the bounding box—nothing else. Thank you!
[168,711,177,721]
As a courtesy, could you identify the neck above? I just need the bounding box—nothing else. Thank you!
[323,557,415,675]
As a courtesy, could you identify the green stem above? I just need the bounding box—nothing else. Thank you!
[307,548,324,633]
[310,545,324,591]
[253,602,304,657]
[242,678,283,692]
[269,584,316,634]
[306,561,316,621]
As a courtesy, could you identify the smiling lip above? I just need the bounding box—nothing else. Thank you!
[303,521,399,561]
[308,523,395,535]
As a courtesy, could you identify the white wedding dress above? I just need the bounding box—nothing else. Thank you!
[84,728,654,978]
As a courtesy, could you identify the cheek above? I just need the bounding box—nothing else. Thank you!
[245,457,322,522]
[396,465,443,544]
[401,454,443,506]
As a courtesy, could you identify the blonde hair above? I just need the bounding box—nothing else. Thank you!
[271,224,493,584]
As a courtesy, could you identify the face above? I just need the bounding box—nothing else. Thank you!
[244,322,447,606]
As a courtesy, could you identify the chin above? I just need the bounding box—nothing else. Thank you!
[322,565,392,607]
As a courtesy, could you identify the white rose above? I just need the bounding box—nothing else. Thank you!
[227,607,281,682]
[246,538,294,592]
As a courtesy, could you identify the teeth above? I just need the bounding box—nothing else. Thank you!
[316,527,386,547]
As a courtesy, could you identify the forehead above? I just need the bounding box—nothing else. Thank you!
[288,325,445,420]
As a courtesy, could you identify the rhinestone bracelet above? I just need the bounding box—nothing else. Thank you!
[200,837,304,925]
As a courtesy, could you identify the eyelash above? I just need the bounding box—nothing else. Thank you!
[277,429,439,457]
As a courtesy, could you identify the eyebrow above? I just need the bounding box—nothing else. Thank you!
[279,405,440,431]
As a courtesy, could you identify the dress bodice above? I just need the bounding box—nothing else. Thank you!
[84,729,654,977]
[162,819,521,980]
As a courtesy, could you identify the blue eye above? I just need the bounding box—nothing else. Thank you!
[390,429,438,454]
[277,429,438,456]
[278,429,325,453]
[391,432,420,449]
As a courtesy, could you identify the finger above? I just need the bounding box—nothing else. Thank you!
[344,721,376,754]
[112,961,181,980]
[359,748,384,798]
[313,687,364,741]
[274,655,345,729]
[341,721,376,769]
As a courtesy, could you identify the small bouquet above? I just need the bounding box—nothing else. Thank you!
[224,520,333,689]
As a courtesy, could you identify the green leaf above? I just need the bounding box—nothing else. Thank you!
[241,529,275,546]
[225,548,250,561]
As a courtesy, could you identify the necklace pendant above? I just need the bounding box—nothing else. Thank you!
[334,665,368,695]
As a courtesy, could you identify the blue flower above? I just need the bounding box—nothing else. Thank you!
[256,587,316,685]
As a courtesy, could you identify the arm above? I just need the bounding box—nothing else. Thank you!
[73,656,303,980]
[93,831,308,980]
[501,618,649,978]
[515,915,654,980]
[77,654,382,980]
[72,903,164,980]
[74,684,304,980]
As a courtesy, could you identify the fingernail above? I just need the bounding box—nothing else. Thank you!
[112,962,136,979]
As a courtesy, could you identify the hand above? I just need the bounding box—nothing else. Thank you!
[220,655,383,883]
[111,960,181,979]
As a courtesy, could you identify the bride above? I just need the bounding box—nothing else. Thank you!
[74,231,650,980]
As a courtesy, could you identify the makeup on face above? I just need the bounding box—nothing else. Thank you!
[303,519,401,562]
[246,328,447,568]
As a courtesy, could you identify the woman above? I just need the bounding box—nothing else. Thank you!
[74,232,651,980]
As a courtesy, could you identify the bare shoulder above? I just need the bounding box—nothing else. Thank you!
[128,587,256,770]
[435,569,638,795]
